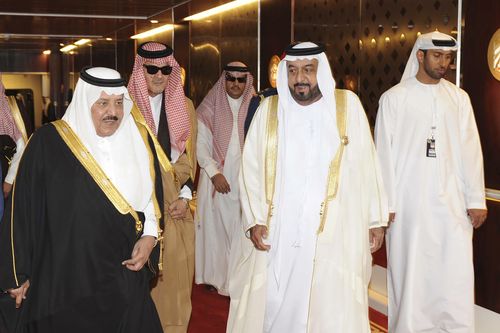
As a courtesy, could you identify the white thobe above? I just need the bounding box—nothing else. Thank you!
[4,138,25,184]
[195,94,243,295]
[375,77,486,333]
[93,135,157,238]
[263,98,335,333]
[227,90,388,333]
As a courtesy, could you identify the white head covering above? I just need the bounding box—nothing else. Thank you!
[401,31,458,81]
[62,67,152,211]
[277,42,337,113]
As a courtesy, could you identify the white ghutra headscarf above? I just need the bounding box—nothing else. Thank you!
[401,31,458,81]
[63,67,152,211]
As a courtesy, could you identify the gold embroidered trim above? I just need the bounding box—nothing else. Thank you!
[52,120,142,235]
[185,100,197,181]
[7,96,29,143]
[10,182,19,286]
[262,90,349,234]
[265,95,279,228]
[130,106,174,177]
[186,134,195,181]
[317,89,348,234]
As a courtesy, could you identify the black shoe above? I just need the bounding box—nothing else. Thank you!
[205,284,217,292]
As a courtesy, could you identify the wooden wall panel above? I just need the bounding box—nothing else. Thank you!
[462,0,500,314]
[462,0,500,190]
[473,200,500,313]
[259,0,292,90]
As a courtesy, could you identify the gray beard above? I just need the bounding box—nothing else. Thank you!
[289,84,322,104]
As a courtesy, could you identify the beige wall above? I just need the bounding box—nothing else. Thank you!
[2,73,46,129]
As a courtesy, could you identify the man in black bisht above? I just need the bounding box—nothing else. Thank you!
[0,67,164,333]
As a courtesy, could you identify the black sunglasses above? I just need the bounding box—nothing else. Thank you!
[225,73,247,83]
[143,64,172,75]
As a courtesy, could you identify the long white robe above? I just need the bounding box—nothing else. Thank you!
[375,77,486,333]
[4,138,25,184]
[195,95,243,295]
[227,90,388,333]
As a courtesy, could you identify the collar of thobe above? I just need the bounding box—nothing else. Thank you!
[226,94,243,114]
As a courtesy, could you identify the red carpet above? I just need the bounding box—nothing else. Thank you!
[188,284,230,333]
[188,284,388,332]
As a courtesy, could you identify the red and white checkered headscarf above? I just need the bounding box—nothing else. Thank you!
[0,78,22,141]
[128,42,190,153]
[197,65,255,169]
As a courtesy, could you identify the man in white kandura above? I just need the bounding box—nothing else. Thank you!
[375,31,488,333]
[195,62,255,295]
[227,42,388,333]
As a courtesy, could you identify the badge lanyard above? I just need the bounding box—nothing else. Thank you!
[426,90,437,158]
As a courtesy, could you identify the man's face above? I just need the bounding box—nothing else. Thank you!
[143,61,170,97]
[225,72,247,99]
[91,92,124,137]
[287,58,322,105]
[418,49,454,81]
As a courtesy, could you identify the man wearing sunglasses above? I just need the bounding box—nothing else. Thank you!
[128,42,197,333]
[195,62,255,296]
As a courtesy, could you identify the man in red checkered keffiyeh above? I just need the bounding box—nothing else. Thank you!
[0,77,25,197]
[128,42,197,333]
[194,62,255,296]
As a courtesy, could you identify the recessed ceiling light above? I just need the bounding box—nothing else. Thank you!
[131,24,174,39]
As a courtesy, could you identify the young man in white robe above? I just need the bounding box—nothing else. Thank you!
[195,62,255,295]
[375,31,488,333]
[226,42,388,333]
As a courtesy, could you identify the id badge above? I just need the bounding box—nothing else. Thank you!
[426,138,436,158]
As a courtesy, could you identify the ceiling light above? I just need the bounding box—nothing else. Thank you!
[74,38,90,46]
[150,20,159,24]
[106,37,113,41]
[183,0,258,21]
[60,44,77,53]
[42,50,51,55]
[130,24,174,39]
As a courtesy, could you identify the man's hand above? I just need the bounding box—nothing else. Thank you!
[168,198,189,219]
[467,209,487,229]
[211,174,230,194]
[250,225,270,251]
[8,280,30,308]
[3,182,12,198]
[388,212,396,227]
[122,236,156,271]
[369,227,385,253]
